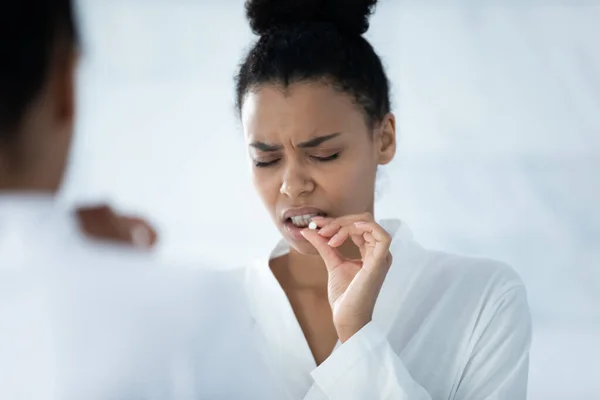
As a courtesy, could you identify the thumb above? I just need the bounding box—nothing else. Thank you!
[301,228,343,271]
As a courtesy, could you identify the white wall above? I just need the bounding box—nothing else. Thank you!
[63,1,600,398]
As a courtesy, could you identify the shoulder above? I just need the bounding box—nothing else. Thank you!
[427,250,530,320]
[425,249,525,292]
[388,229,529,317]
[70,243,242,294]
[419,245,525,300]
[385,239,531,342]
[48,216,246,306]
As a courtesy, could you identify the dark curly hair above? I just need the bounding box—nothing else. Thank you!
[235,0,391,129]
[0,0,79,140]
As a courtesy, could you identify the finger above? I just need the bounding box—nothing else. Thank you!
[317,221,342,238]
[122,217,158,248]
[318,212,375,236]
[310,215,331,224]
[352,221,392,268]
[328,221,388,249]
[353,221,391,244]
[302,216,339,238]
[76,206,157,248]
[328,228,366,251]
[316,212,374,237]
[349,232,366,256]
[327,226,367,259]
[327,225,354,247]
[345,224,393,304]
[326,212,375,228]
[300,228,344,270]
[76,205,130,242]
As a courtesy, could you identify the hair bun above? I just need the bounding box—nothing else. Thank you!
[245,0,378,36]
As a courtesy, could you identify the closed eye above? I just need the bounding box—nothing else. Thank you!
[311,152,340,162]
[254,159,280,168]
[254,152,340,167]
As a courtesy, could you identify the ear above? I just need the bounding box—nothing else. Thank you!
[376,113,396,166]
[53,48,78,129]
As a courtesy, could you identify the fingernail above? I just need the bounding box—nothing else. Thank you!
[354,221,367,226]
[131,225,152,248]
[318,226,331,236]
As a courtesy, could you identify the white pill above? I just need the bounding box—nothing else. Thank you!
[308,221,318,230]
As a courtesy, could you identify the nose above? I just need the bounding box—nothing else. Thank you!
[279,159,314,198]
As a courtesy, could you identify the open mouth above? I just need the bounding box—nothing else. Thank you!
[285,213,326,228]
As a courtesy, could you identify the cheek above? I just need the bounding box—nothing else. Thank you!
[319,161,377,211]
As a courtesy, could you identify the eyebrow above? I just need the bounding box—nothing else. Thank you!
[249,132,342,152]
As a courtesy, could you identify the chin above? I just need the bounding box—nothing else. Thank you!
[288,238,320,256]
[277,222,322,256]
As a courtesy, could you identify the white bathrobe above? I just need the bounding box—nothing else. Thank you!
[244,219,532,399]
[0,194,285,399]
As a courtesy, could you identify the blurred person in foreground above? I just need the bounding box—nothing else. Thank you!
[0,0,284,398]
[90,0,533,399]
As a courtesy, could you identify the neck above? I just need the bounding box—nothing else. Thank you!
[284,250,328,290]
[0,169,59,193]
[0,150,61,193]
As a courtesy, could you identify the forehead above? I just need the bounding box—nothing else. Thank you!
[241,82,367,141]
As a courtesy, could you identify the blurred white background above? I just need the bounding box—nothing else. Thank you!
[62,1,599,398]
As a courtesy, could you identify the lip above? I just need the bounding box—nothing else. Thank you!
[280,206,327,243]
[281,206,327,222]
[283,221,309,242]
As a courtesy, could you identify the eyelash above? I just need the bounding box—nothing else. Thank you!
[254,153,341,168]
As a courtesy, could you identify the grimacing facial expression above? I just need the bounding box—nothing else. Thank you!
[241,82,396,254]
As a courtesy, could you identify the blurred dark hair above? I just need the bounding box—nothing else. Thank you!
[0,0,79,140]
[235,0,391,128]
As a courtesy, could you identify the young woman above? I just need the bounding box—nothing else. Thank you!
[86,0,532,398]
[233,0,531,399]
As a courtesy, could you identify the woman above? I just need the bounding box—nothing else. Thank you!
[88,0,532,398]
[0,1,283,398]
[235,0,531,398]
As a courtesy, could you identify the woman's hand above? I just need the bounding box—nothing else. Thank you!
[301,213,392,343]
[76,205,158,248]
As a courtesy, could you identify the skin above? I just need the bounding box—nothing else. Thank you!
[80,81,398,366]
[0,40,77,192]
[76,205,157,248]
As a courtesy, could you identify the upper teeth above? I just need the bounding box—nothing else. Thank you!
[291,214,318,227]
